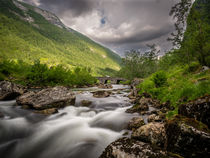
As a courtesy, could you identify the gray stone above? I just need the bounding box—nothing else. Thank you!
[0,81,24,100]
[16,86,75,110]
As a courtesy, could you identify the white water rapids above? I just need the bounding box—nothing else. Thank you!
[0,85,138,158]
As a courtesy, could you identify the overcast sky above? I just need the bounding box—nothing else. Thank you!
[20,0,178,56]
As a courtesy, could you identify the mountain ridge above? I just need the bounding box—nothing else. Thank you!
[0,0,121,75]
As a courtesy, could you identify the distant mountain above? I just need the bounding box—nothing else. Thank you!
[0,0,121,75]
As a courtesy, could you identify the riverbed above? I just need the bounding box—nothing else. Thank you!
[0,85,139,158]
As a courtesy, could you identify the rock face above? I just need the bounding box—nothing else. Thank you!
[16,86,75,111]
[127,117,145,131]
[0,81,24,100]
[132,122,166,148]
[99,137,175,158]
[178,95,210,128]
[165,115,210,158]
[92,90,111,98]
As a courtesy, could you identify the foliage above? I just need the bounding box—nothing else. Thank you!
[0,73,5,81]
[138,65,210,111]
[0,59,97,87]
[152,71,167,87]
[185,61,201,72]
[118,44,159,79]
[168,0,192,47]
[168,0,210,66]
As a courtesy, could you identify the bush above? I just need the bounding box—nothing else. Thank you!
[26,61,97,86]
[152,71,167,87]
[0,73,5,81]
[187,62,201,72]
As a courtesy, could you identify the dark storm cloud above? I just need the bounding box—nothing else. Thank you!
[23,0,96,16]
[21,0,178,56]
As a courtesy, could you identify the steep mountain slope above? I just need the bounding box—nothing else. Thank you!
[0,0,121,75]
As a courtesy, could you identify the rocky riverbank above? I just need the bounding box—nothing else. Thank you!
[99,79,210,158]
[0,80,209,158]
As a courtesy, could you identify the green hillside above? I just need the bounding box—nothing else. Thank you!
[0,0,121,75]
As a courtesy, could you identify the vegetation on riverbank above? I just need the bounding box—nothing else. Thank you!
[0,60,97,87]
[118,0,210,117]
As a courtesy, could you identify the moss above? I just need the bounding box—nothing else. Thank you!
[170,115,210,133]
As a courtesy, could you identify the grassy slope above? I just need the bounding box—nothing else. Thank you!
[137,0,210,117]
[0,0,121,76]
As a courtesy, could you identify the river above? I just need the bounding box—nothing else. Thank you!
[0,85,139,158]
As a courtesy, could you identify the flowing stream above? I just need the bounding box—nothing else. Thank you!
[0,85,139,158]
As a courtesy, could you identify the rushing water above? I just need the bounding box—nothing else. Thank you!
[0,85,138,158]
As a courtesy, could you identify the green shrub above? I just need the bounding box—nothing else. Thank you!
[0,73,5,81]
[152,71,167,87]
[188,62,201,72]
[120,80,131,85]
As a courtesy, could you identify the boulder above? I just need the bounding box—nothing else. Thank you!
[132,122,166,148]
[126,97,157,113]
[127,117,145,131]
[98,84,113,89]
[35,108,58,115]
[165,115,210,158]
[0,111,4,118]
[148,114,162,123]
[81,100,92,107]
[99,137,179,158]
[178,95,210,128]
[92,90,111,98]
[130,78,143,89]
[0,81,24,100]
[16,86,75,110]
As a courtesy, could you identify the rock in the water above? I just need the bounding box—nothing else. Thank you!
[81,100,92,107]
[126,97,157,113]
[92,90,111,98]
[0,81,24,100]
[165,115,210,158]
[178,95,210,128]
[0,111,4,118]
[16,86,75,110]
[127,117,145,130]
[98,84,113,89]
[35,108,58,115]
[99,137,177,158]
[132,122,166,147]
[148,114,163,123]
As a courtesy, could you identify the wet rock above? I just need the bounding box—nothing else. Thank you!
[201,66,209,72]
[99,137,177,158]
[131,78,143,89]
[98,84,113,89]
[127,117,145,131]
[92,90,111,98]
[178,95,210,128]
[81,100,92,107]
[132,122,166,148]
[0,111,4,118]
[16,86,75,110]
[35,108,58,115]
[165,115,210,158]
[126,97,156,113]
[148,114,162,123]
[0,81,24,100]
